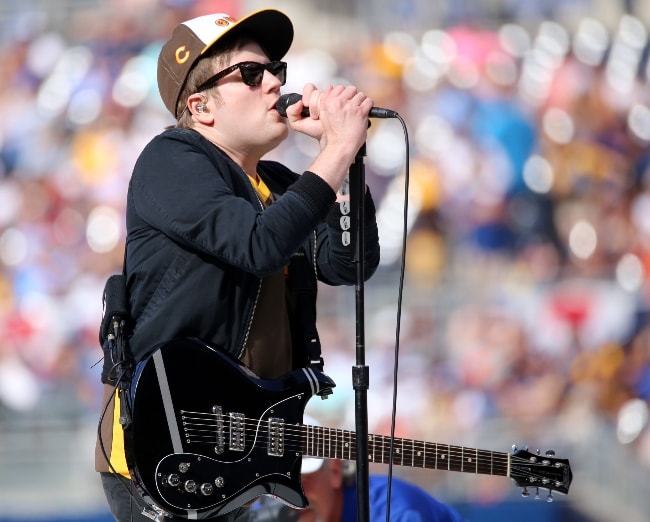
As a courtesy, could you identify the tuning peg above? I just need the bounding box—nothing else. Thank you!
[545,449,556,457]
[535,487,540,500]
[521,487,530,498]
[536,449,540,456]
[512,444,518,452]
[547,491,554,503]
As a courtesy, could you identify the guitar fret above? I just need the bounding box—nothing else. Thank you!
[375,433,381,464]
[395,437,401,466]
[435,442,438,470]
[421,441,426,468]
[411,439,415,468]
[438,444,449,471]
[446,446,451,471]
[348,430,353,460]
[382,434,386,464]
[450,445,462,472]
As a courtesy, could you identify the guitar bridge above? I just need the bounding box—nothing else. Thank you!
[268,417,285,457]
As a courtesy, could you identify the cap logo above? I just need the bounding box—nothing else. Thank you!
[215,15,236,27]
[175,45,190,65]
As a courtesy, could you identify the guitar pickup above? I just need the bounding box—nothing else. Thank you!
[229,412,245,451]
[267,417,285,457]
[212,405,225,455]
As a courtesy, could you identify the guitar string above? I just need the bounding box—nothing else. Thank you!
[179,409,556,472]
[179,421,561,487]
[177,412,565,485]
[180,411,517,470]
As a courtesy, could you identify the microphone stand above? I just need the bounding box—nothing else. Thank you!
[348,141,370,522]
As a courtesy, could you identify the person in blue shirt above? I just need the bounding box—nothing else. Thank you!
[298,457,466,522]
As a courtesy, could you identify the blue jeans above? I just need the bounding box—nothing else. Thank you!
[100,473,250,522]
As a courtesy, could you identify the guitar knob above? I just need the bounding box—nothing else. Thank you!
[200,483,214,496]
[184,480,197,493]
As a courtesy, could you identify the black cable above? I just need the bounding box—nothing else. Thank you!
[384,113,410,522]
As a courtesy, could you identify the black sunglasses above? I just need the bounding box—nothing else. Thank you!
[197,61,287,91]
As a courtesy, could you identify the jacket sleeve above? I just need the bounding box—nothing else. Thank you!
[129,131,337,277]
[315,186,381,285]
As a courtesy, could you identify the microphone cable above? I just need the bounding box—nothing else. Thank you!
[381,112,410,522]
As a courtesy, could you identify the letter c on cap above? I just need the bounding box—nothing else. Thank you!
[175,46,190,65]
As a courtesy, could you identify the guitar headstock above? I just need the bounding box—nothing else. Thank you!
[510,446,573,501]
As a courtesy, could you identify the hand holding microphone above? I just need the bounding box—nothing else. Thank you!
[277,85,396,194]
[276,92,398,119]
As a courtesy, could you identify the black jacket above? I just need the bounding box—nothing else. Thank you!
[124,128,380,364]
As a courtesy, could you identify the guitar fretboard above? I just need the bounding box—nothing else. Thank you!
[302,425,509,477]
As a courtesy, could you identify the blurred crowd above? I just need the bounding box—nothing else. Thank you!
[1,0,650,508]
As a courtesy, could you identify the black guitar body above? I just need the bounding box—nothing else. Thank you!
[123,337,335,519]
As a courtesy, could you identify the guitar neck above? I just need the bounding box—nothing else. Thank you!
[302,425,509,477]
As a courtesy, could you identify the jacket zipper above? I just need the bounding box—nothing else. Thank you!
[237,176,265,359]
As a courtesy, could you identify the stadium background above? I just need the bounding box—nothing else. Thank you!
[1,0,650,520]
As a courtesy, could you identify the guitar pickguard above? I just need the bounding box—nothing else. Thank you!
[154,449,305,513]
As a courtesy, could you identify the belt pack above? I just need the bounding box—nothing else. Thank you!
[99,273,132,385]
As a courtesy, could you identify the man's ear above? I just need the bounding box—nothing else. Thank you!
[188,93,211,121]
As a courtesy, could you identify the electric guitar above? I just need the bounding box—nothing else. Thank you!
[122,337,573,519]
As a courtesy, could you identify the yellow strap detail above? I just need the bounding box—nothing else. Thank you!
[110,393,130,478]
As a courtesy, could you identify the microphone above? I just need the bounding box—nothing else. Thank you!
[276,93,398,119]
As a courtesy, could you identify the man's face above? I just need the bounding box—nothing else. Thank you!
[207,41,289,156]
[298,460,344,522]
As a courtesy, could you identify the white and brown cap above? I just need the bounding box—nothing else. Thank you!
[157,8,293,118]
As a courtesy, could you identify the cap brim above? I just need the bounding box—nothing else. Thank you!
[301,456,325,474]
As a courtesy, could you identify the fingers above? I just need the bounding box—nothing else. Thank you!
[287,83,373,147]
[309,85,372,118]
